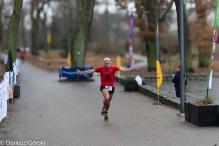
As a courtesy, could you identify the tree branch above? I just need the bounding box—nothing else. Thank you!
[158,0,174,22]
[37,0,51,21]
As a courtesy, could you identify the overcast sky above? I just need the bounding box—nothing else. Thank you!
[94,0,135,15]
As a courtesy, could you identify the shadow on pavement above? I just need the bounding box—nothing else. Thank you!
[58,78,95,82]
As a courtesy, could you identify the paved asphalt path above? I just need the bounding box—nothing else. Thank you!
[0,61,219,146]
[149,78,219,104]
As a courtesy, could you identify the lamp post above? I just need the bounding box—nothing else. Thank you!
[178,0,185,116]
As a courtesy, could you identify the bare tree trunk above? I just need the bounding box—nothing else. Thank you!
[145,41,156,71]
[62,1,68,30]
[135,0,156,71]
[71,0,95,67]
[31,0,48,56]
[31,0,38,56]
[194,0,209,68]
[145,3,156,71]
[67,0,74,29]
[8,0,23,70]
[199,47,209,67]
[175,0,194,72]
[134,0,173,71]
[20,9,26,48]
[145,0,156,71]
[40,11,47,50]
[76,0,82,25]
[0,0,3,51]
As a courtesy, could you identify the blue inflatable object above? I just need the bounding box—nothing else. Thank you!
[59,65,93,79]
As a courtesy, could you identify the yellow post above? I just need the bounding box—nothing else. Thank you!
[116,55,121,77]
[67,51,71,66]
[47,33,51,65]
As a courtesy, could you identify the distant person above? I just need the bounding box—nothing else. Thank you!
[77,57,137,121]
[172,64,188,101]
[20,48,25,63]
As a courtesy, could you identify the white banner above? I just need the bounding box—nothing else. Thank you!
[2,81,6,119]
[16,59,19,73]
[4,73,9,100]
[0,60,20,120]
[12,70,16,90]
[0,83,3,121]
[0,81,6,120]
[13,62,17,76]
[9,72,13,99]
[0,60,19,120]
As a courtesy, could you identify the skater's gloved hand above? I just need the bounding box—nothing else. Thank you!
[76,69,81,75]
[132,66,138,71]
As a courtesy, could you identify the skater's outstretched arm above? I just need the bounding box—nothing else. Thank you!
[119,67,137,72]
[77,69,95,75]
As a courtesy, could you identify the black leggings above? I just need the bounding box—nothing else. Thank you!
[100,86,115,94]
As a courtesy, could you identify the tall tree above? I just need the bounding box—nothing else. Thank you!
[20,8,26,48]
[175,0,194,72]
[0,0,3,52]
[116,0,174,71]
[40,8,47,50]
[57,0,75,51]
[135,0,157,71]
[31,0,49,56]
[8,0,23,70]
[71,0,95,67]
[189,0,216,67]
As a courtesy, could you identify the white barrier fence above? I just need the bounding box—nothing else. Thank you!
[0,54,19,124]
